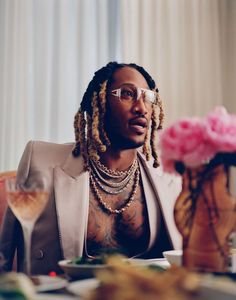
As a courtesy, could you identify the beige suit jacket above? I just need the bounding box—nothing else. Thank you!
[0,141,182,275]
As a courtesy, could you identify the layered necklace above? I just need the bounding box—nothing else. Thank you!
[89,157,140,214]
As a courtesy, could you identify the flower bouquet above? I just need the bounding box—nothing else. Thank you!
[159,106,236,272]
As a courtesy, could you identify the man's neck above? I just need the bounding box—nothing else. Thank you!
[99,148,138,172]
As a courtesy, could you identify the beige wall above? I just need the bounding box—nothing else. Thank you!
[223,0,236,113]
[226,1,236,195]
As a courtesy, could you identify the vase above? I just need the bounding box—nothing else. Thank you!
[174,154,236,272]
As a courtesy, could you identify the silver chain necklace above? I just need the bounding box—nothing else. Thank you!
[91,157,138,179]
[90,170,135,194]
[89,158,138,194]
[90,167,140,214]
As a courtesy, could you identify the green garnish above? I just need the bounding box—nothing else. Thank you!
[71,256,105,265]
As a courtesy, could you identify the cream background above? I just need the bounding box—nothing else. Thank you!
[0,0,235,172]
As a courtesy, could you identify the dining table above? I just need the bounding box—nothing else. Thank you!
[2,257,236,300]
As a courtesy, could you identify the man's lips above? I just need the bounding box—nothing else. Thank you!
[129,117,148,127]
[129,117,148,134]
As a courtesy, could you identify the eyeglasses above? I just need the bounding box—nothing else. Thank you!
[110,85,157,106]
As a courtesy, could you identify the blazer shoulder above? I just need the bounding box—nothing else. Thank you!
[23,140,74,160]
[29,140,74,151]
[17,140,76,182]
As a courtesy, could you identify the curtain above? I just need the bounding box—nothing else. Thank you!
[0,0,121,171]
[121,0,236,123]
[120,0,236,195]
[0,0,235,171]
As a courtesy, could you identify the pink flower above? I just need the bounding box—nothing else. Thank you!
[159,106,236,173]
[204,106,236,153]
[159,117,216,173]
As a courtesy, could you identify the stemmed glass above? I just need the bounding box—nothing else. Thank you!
[5,178,49,275]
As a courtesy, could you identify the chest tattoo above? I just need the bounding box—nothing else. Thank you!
[86,181,150,256]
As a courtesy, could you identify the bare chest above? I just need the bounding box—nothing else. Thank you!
[86,183,150,256]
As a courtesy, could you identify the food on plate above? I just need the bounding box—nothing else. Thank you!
[71,251,125,265]
[0,272,36,300]
[71,256,106,265]
[85,256,201,300]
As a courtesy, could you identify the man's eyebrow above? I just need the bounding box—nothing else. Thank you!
[119,83,149,88]
[109,83,135,90]
[119,83,136,87]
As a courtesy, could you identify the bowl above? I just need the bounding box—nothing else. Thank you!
[162,250,183,266]
[58,259,109,279]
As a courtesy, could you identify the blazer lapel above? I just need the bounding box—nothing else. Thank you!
[53,153,90,259]
[138,152,182,250]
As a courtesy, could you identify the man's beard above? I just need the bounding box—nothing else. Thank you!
[108,133,145,150]
[104,114,146,150]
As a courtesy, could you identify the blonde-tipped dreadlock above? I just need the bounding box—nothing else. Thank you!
[98,81,111,148]
[87,113,99,162]
[72,61,165,169]
[73,82,111,169]
[151,103,161,168]
[156,92,164,130]
[142,90,164,167]
[73,92,107,169]
[142,130,151,162]
[91,91,107,153]
[74,109,90,170]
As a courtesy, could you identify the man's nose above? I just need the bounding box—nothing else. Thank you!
[133,93,148,115]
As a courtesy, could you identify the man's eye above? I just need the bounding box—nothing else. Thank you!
[121,89,134,99]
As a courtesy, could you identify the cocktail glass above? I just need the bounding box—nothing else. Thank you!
[5,178,49,275]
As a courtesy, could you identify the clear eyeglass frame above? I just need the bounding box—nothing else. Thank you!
[110,86,157,106]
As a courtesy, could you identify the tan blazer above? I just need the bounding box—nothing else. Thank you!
[0,141,182,275]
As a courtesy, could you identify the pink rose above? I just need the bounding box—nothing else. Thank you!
[159,106,236,173]
[205,106,236,152]
[160,117,215,173]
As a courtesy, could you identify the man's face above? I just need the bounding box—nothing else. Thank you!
[105,67,153,150]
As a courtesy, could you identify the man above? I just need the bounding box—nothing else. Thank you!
[0,62,181,275]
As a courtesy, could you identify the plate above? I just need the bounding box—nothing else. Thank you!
[58,259,109,279]
[58,258,170,279]
[198,274,236,300]
[66,261,236,300]
[35,294,75,300]
[30,275,68,292]
[67,278,99,297]
[128,258,170,269]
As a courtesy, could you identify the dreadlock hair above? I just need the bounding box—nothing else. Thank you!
[72,61,164,169]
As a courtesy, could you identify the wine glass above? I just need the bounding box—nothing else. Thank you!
[5,177,49,275]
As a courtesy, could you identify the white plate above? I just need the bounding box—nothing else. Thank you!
[58,259,109,279]
[58,258,170,279]
[31,275,68,292]
[128,258,170,269]
[35,294,75,300]
[67,278,99,297]
[199,274,236,300]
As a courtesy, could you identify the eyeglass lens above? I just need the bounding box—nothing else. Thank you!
[120,86,155,104]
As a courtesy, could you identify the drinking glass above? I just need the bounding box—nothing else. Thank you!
[5,178,49,275]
